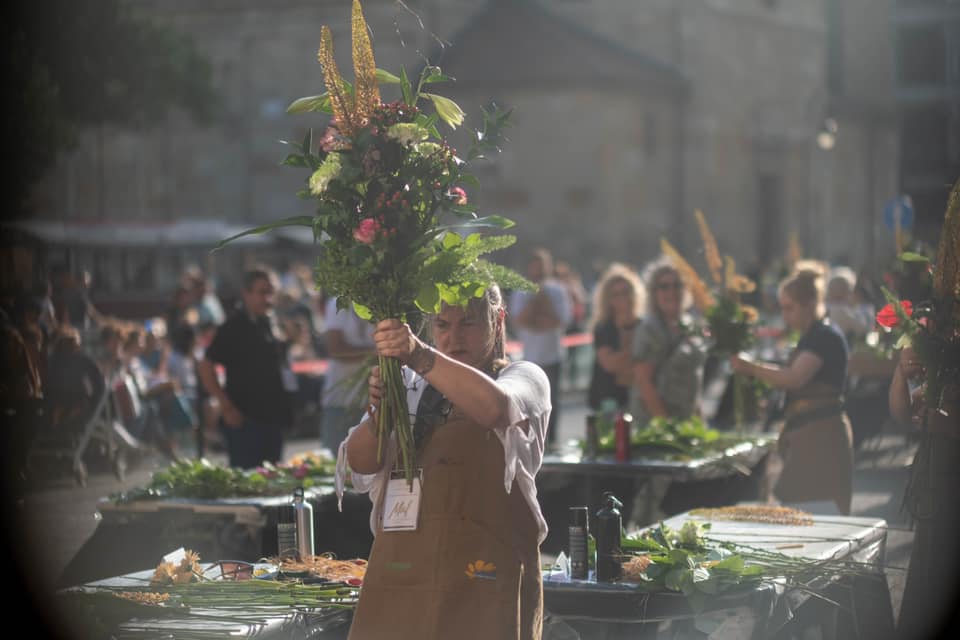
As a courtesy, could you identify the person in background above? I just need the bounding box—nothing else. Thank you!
[183,267,225,328]
[139,322,167,374]
[341,284,549,639]
[320,296,375,453]
[888,343,960,638]
[731,267,854,514]
[630,258,707,426]
[94,324,124,379]
[587,263,645,412]
[167,285,196,333]
[825,266,873,344]
[166,323,202,457]
[555,260,589,388]
[198,268,294,468]
[1,299,43,490]
[13,293,48,393]
[509,247,573,448]
[46,327,105,432]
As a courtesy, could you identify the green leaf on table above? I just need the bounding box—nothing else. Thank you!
[713,555,745,573]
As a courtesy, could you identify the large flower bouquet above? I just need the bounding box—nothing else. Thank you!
[660,211,760,428]
[219,1,531,482]
[876,178,960,416]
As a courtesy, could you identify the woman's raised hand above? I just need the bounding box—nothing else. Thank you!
[372,319,420,363]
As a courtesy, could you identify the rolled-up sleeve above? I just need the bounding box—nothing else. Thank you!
[492,361,551,543]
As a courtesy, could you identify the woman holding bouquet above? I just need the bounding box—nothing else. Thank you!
[630,259,707,425]
[730,268,854,514]
[339,284,550,640]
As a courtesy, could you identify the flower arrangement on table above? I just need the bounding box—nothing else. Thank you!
[583,414,768,460]
[876,178,960,417]
[661,210,761,428]
[110,455,337,503]
[217,1,532,483]
[617,518,881,612]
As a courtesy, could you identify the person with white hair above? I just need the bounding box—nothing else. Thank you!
[825,265,874,343]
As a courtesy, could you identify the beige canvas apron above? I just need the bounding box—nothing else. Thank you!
[774,381,854,514]
[348,408,543,640]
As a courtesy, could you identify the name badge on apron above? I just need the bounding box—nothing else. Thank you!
[383,469,423,532]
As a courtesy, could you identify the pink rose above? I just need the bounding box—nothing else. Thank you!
[448,187,468,205]
[353,218,382,244]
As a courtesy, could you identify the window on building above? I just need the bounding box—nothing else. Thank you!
[897,24,947,87]
[901,105,949,177]
[755,173,783,266]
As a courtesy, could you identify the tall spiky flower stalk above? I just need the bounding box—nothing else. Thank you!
[660,238,715,313]
[695,209,723,285]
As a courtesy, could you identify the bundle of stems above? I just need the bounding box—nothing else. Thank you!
[76,579,359,613]
[376,353,414,483]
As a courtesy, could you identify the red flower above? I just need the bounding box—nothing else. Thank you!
[291,465,309,479]
[448,187,468,205]
[876,300,913,328]
[353,218,382,244]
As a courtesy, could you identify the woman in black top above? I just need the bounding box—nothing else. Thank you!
[731,268,854,514]
[587,263,645,411]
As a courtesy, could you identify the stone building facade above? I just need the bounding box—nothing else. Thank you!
[27,0,899,289]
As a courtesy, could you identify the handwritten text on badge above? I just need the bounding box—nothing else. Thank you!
[383,476,422,531]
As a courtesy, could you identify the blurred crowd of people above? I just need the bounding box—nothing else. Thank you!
[2,243,912,482]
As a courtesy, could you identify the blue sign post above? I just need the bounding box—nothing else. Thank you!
[883,195,914,232]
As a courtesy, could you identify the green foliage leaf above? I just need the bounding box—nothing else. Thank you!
[899,251,930,263]
[422,93,465,129]
[442,232,462,249]
[415,282,441,313]
[287,94,334,114]
[214,215,315,251]
[375,68,402,84]
[400,66,414,106]
[352,301,373,321]
[436,215,515,233]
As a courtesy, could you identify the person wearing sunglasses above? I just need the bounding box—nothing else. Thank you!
[629,258,707,427]
[338,284,550,640]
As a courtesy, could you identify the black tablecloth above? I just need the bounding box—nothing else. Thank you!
[537,439,774,554]
[59,488,373,587]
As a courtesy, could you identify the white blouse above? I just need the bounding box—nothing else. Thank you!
[335,360,551,543]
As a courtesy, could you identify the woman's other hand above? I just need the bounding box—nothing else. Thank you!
[367,365,383,414]
[897,346,924,379]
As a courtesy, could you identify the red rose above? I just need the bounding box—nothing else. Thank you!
[876,300,913,328]
[353,218,382,244]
